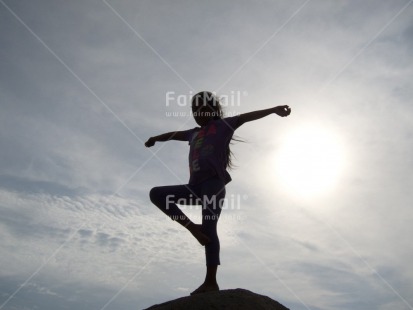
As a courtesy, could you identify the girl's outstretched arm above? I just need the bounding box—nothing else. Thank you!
[238,105,291,127]
[145,131,188,147]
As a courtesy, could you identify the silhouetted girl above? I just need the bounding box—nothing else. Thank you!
[145,91,291,295]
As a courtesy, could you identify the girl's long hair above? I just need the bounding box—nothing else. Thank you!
[191,91,242,170]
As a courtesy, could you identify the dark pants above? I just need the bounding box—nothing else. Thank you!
[149,177,225,266]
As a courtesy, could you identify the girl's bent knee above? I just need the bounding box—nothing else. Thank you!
[149,187,161,204]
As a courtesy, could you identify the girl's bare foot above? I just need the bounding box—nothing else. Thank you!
[190,282,219,295]
[188,224,210,246]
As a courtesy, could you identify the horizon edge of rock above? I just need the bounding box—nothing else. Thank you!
[143,288,290,310]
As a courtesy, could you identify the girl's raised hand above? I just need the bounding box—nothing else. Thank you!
[145,137,155,147]
[274,105,291,117]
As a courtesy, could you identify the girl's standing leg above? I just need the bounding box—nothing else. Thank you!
[149,184,210,245]
[191,177,225,295]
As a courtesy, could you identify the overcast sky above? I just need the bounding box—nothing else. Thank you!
[1,1,413,309]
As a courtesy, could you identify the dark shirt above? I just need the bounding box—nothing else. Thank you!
[184,116,240,185]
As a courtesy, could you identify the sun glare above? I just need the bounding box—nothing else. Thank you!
[273,125,345,199]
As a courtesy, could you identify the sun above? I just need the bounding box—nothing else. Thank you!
[272,124,346,199]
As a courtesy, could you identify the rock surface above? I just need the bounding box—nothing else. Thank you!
[144,288,289,310]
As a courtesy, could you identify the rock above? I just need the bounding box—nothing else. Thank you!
[143,288,289,310]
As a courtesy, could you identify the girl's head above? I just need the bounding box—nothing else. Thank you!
[191,91,223,126]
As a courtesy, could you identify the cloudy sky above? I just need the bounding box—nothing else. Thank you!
[1,0,413,309]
